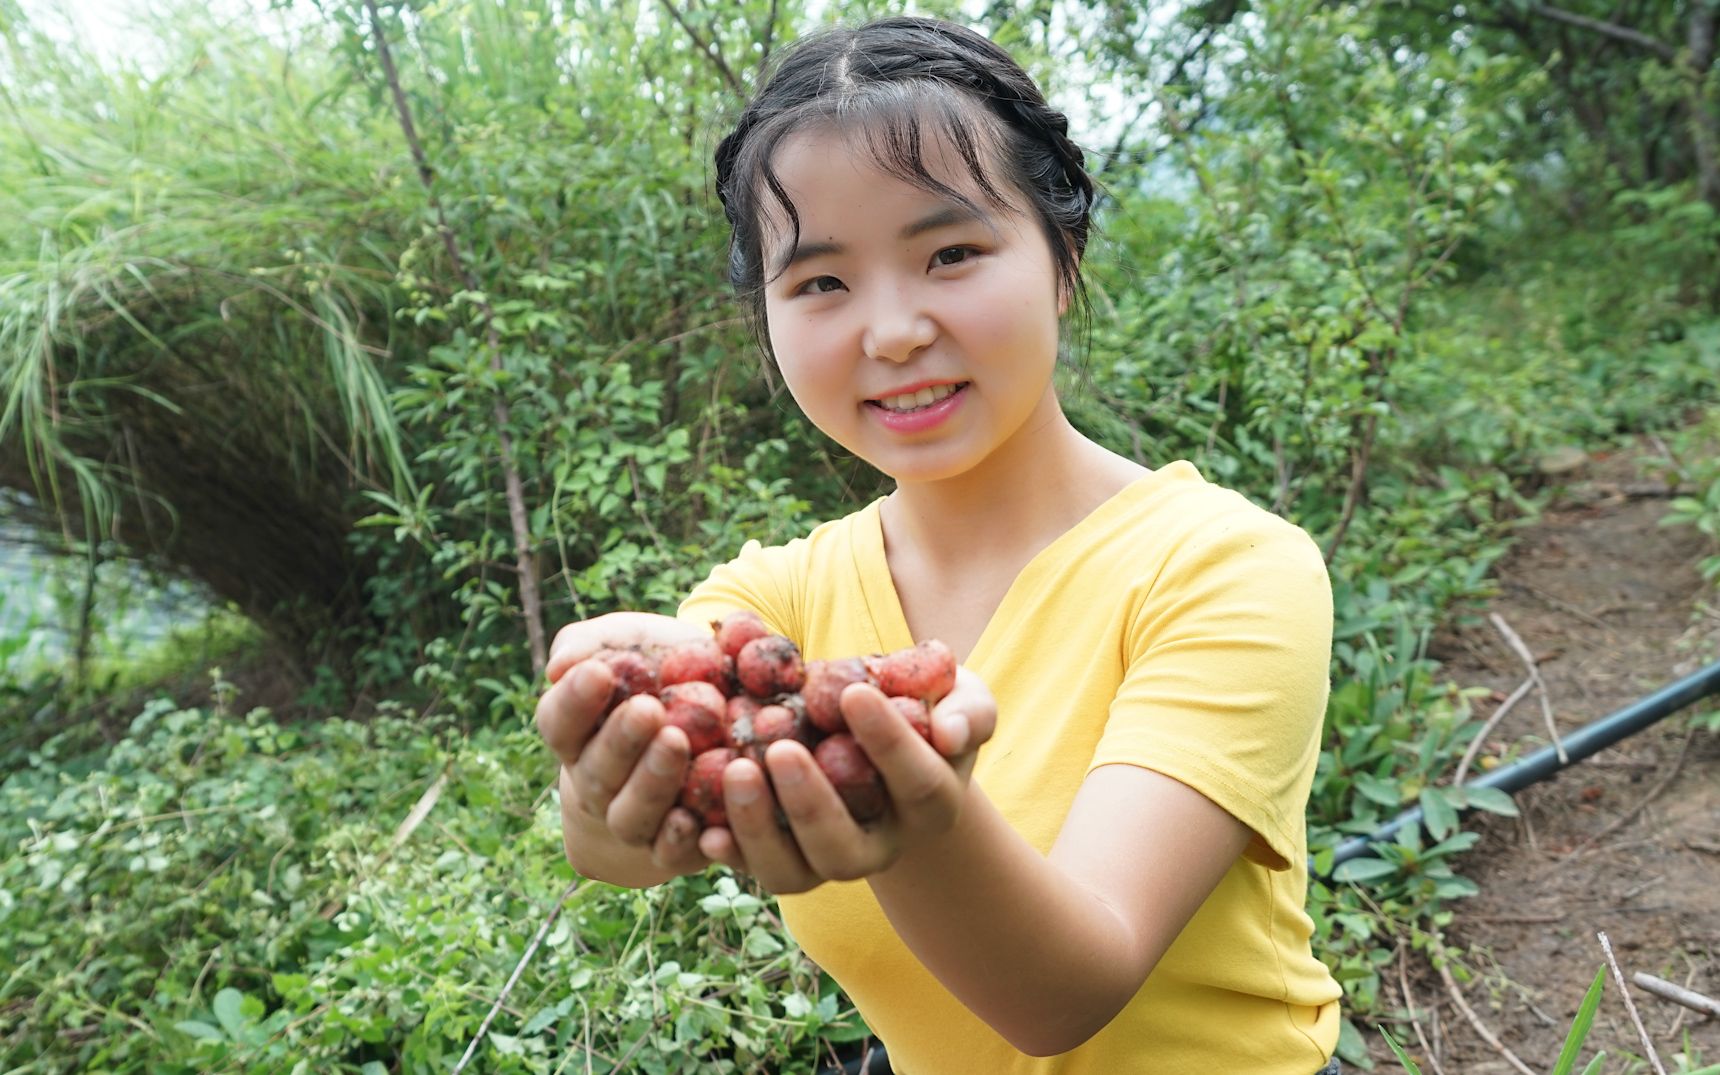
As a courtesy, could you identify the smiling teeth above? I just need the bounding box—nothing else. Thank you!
[878,383,960,412]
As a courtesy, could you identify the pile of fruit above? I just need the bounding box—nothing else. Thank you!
[587,612,957,828]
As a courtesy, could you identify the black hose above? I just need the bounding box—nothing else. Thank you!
[1317,657,1720,877]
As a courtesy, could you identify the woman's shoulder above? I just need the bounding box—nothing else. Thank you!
[725,497,883,564]
[1109,461,1318,557]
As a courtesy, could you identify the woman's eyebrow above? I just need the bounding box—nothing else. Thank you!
[775,203,994,273]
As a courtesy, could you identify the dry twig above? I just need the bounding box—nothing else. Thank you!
[1453,675,1536,785]
[1489,613,1566,763]
[1398,944,1448,1075]
[1598,932,1667,1075]
[453,879,583,1075]
[1430,949,1536,1075]
[1633,971,1720,1019]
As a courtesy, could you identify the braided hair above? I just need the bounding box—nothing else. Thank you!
[714,16,1097,365]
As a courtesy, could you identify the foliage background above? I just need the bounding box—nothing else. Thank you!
[2,0,1718,1070]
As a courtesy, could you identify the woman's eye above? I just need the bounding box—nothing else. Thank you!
[797,275,844,295]
[933,245,978,267]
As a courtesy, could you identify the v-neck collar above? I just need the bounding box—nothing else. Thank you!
[850,461,1201,667]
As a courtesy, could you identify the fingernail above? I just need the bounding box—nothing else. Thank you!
[729,781,759,805]
[773,760,804,786]
[938,712,968,754]
[646,744,678,776]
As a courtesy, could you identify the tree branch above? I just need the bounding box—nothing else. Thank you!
[1527,2,1676,62]
[363,0,548,679]
[756,0,779,87]
[656,0,745,96]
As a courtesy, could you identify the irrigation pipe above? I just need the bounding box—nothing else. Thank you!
[1319,658,1720,876]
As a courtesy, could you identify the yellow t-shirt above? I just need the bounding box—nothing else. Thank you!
[678,461,1342,1074]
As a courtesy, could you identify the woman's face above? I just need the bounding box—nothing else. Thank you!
[758,125,1067,486]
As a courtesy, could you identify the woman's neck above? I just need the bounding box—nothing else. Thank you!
[879,394,1148,575]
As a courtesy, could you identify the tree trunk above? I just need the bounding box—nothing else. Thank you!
[1688,0,1720,216]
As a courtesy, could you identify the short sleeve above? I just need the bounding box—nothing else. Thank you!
[1089,512,1333,870]
[677,538,805,643]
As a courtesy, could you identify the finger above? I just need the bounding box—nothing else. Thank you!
[545,620,612,684]
[722,755,824,892]
[650,806,710,875]
[569,693,664,818]
[547,612,712,683]
[930,665,998,759]
[606,725,692,846]
[842,684,956,822]
[763,742,883,884]
[697,824,748,874]
[536,660,615,765]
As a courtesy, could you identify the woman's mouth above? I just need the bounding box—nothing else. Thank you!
[868,381,968,414]
[865,382,969,433]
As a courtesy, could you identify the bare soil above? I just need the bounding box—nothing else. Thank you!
[1372,442,1720,1072]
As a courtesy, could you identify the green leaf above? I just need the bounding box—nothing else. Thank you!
[1332,857,1398,883]
[1379,1026,1422,1074]
[175,1020,224,1042]
[1354,772,1404,807]
[213,988,247,1040]
[1419,789,1458,842]
[744,926,785,957]
[1577,1055,1608,1075]
[521,1006,560,1036]
[1461,786,1519,817]
[1549,966,1606,1075]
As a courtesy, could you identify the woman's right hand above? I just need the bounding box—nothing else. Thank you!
[535,612,715,887]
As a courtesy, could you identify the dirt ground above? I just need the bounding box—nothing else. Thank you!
[1374,442,1720,1072]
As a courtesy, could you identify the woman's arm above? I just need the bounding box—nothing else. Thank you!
[702,677,1252,1056]
[869,763,1250,1056]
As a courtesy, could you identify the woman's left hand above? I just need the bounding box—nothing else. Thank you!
[697,664,997,893]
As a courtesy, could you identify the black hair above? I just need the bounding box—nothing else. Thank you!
[713,15,1097,366]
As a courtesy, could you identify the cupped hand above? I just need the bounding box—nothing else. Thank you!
[698,664,998,893]
[535,612,713,880]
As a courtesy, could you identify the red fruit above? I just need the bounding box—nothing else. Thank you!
[724,694,763,749]
[659,638,730,694]
[814,734,886,823]
[802,657,870,734]
[868,640,956,703]
[736,635,805,697]
[681,748,736,827]
[889,696,932,740]
[591,647,659,715]
[660,681,728,756]
[712,610,772,661]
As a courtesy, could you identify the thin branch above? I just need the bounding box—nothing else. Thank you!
[1527,2,1677,62]
[1598,931,1668,1075]
[755,0,779,86]
[1489,613,1566,764]
[1633,972,1720,1019]
[1451,676,1536,786]
[452,879,583,1074]
[1431,949,1537,1075]
[1398,944,1448,1075]
[656,0,745,95]
[363,0,547,679]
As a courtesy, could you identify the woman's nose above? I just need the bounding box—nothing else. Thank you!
[860,285,937,363]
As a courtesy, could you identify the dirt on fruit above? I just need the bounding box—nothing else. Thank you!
[1377,439,1720,1072]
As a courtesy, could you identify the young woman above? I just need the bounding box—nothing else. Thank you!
[536,16,1344,1073]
